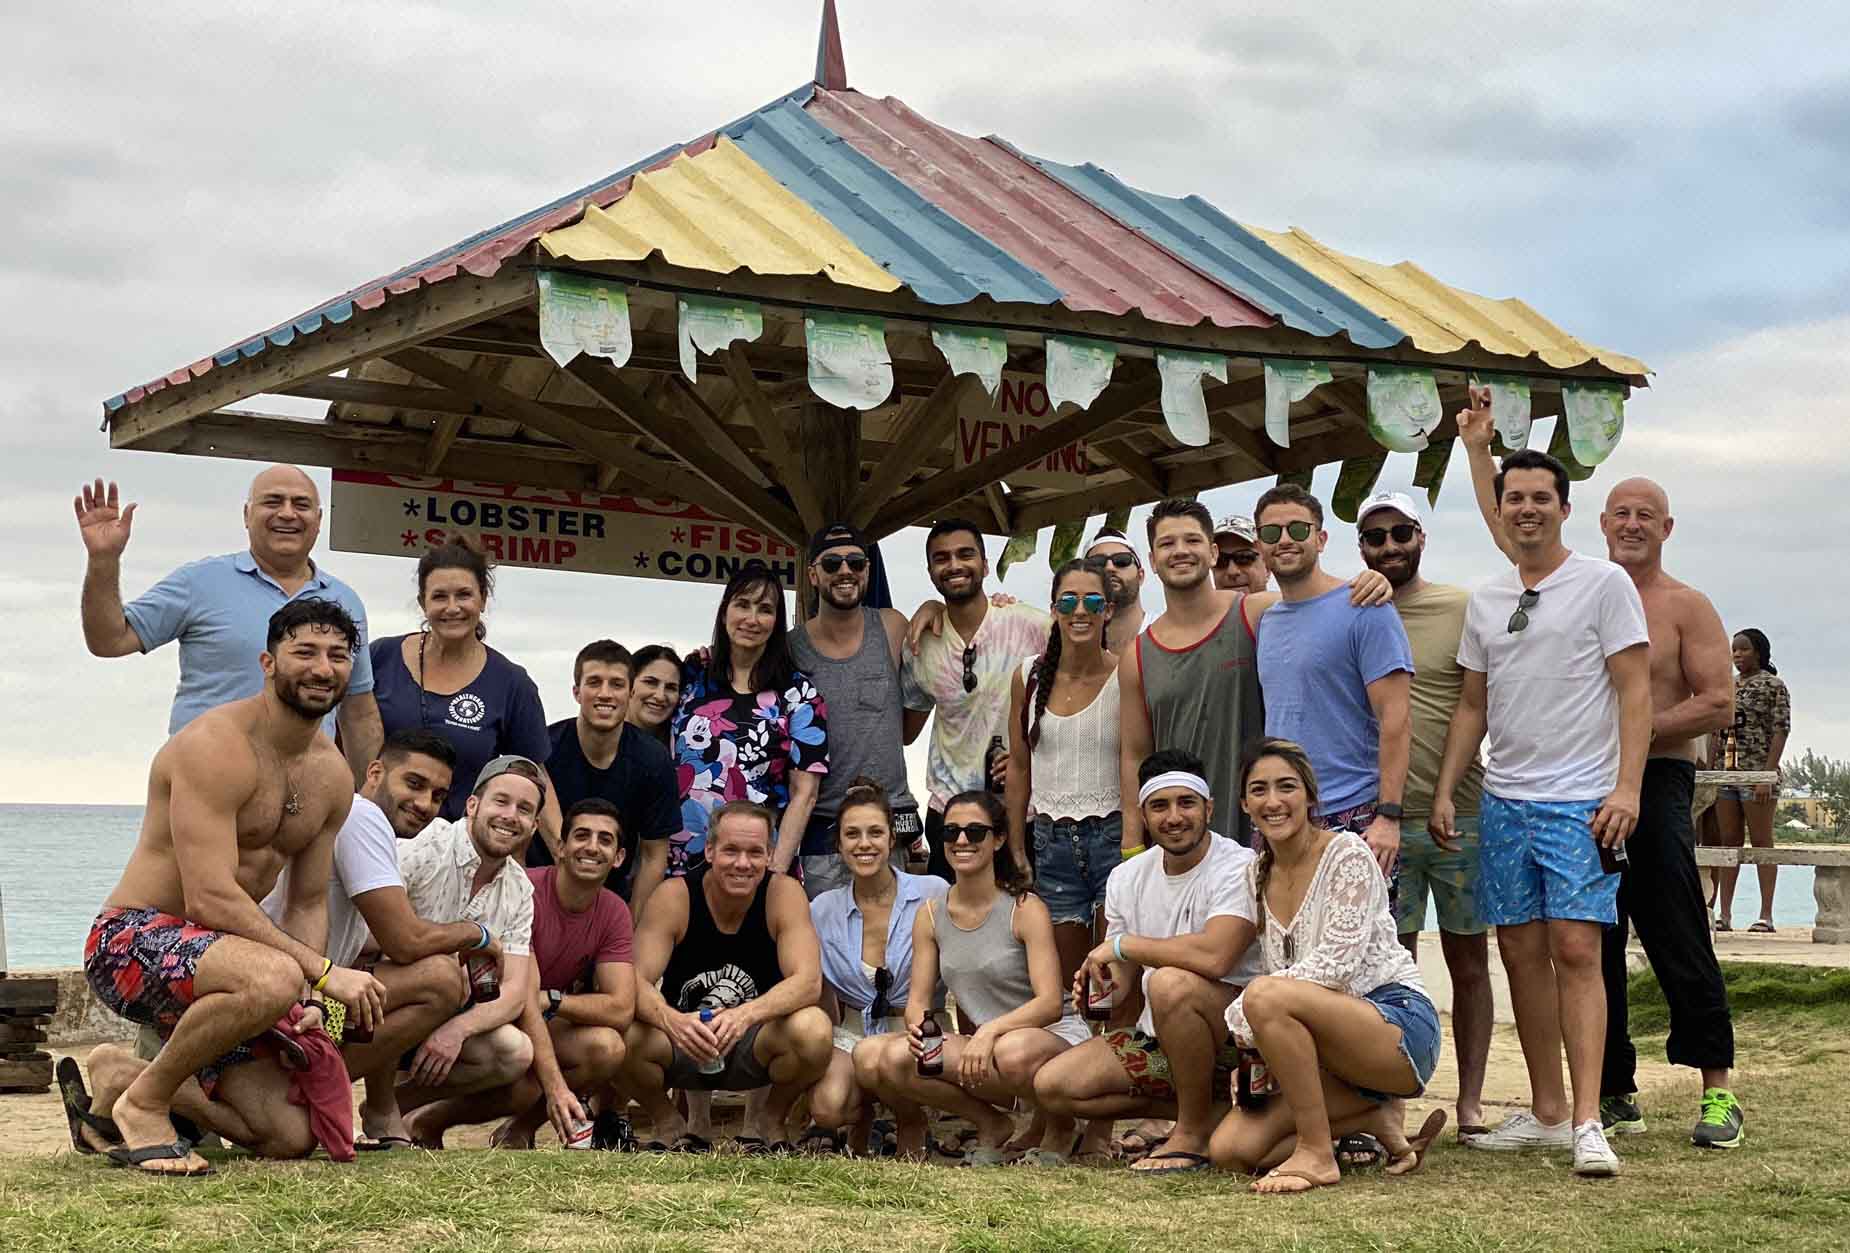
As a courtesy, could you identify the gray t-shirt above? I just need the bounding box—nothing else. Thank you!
[789,608,917,843]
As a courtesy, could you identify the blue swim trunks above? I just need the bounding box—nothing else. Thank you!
[1479,794,1618,926]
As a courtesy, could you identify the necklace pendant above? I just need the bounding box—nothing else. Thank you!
[284,790,302,817]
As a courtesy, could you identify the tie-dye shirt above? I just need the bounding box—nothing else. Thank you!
[901,602,1052,810]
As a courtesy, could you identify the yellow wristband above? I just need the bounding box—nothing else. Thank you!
[312,957,333,993]
[1120,846,1146,861]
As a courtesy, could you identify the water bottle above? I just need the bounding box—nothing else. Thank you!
[697,1007,726,1075]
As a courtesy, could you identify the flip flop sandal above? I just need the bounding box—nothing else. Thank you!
[868,1118,898,1157]
[1748,921,1777,933]
[354,1134,417,1152]
[1454,1124,1492,1141]
[1113,1131,1169,1162]
[732,1135,774,1156]
[57,1057,121,1155]
[1131,1150,1213,1175]
[670,1132,712,1154]
[1010,1148,1070,1167]
[638,1139,674,1152]
[1334,1133,1388,1171]
[1714,920,1733,932]
[1251,1167,1331,1195]
[1387,1110,1449,1177]
[105,1141,213,1178]
[795,1126,844,1156]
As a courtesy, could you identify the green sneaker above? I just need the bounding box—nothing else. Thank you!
[1600,1094,1646,1135]
[1691,1088,1744,1149]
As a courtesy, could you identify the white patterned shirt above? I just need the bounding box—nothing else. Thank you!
[397,817,535,956]
[901,602,1051,810]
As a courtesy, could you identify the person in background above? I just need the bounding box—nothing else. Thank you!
[803,778,948,1155]
[1212,514,1270,593]
[856,791,1090,1166]
[74,467,382,783]
[369,538,558,834]
[1086,527,1147,646]
[1209,739,1445,1192]
[1712,628,1790,934]
[626,645,685,750]
[1006,557,1120,992]
[541,640,678,922]
[901,519,1051,881]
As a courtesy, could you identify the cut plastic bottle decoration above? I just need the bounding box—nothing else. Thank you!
[1546,418,1597,482]
[1049,520,1085,570]
[1364,367,1439,453]
[1332,454,1389,522]
[1562,382,1626,466]
[931,326,1008,399]
[1155,350,1225,447]
[1044,336,1117,412]
[678,296,763,382]
[805,312,894,410]
[1412,440,1453,508]
[537,271,633,369]
[1476,373,1533,450]
[1262,360,1331,448]
[998,529,1038,580]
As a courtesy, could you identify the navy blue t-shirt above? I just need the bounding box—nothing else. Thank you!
[539,719,680,897]
[370,634,552,821]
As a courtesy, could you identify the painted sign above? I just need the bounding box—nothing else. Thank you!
[952,370,1092,488]
[330,471,799,588]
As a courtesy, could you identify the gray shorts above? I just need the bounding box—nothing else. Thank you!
[664,1022,771,1091]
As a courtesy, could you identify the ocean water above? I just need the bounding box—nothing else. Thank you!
[0,803,1826,968]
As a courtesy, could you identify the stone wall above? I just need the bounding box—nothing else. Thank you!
[18,968,137,1046]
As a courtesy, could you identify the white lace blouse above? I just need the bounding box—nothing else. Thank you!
[1224,831,1425,1047]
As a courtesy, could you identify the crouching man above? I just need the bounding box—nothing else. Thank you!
[616,802,833,1151]
[1033,750,1260,1172]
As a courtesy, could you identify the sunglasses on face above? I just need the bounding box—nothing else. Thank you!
[942,822,995,845]
[1359,524,1419,546]
[1507,588,1541,634]
[1257,521,1315,544]
[815,553,869,575]
[1096,552,1140,570]
[1054,591,1108,616]
[1213,550,1260,570]
[961,644,978,693]
[869,965,893,1020]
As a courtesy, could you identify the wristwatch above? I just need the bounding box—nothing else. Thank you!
[544,989,564,1021]
[1375,802,1404,820]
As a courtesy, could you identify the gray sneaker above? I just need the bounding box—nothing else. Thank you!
[1461,1111,1573,1151]
[1573,1120,1621,1177]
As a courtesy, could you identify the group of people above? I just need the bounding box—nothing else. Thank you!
[57,383,1767,1188]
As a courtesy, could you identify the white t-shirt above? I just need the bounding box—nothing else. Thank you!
[261,795,403,968]
[1457,551,1649,801]
[1103,834,1261,1035]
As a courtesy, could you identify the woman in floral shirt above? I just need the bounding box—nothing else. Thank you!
[1712,628,1790,932]
[672,566,828,877]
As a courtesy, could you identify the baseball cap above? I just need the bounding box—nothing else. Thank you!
[1356,491,1422,529]
[1213,514,1258,543]
[807,521,869,562]
[475,754,546,799]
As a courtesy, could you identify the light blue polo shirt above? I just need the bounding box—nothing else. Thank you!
[123,550,374,735]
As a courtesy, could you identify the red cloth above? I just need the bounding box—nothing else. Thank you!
[277,1004,356,1162]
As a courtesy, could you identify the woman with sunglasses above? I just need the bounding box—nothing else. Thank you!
[1209,739,1445,1193]
[804,776,949,1155]
[857,790,1091,1165]
[1006,557,1121,992]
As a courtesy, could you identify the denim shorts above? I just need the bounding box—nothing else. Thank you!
[1031,811,1121,926]
[1354,982,1441,1103]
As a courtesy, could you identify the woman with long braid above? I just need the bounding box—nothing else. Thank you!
[1005,556,1121,992]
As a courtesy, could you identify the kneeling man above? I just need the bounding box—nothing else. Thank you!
[1034,750,1259,1172]
[617,801,832,1151]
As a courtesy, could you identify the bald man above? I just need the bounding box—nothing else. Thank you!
[1459,398,1744,1151]
[76,465,382,783]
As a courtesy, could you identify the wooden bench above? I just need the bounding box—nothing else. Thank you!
[1693,844,1850,943]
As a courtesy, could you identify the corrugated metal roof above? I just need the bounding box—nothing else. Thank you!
[808,90,1274,330]
[538,135,898,291]
[1015,150,1400,347]
[1245,225,1650,376]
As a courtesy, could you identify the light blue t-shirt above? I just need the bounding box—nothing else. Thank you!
[809,870,947,1035]
[1256,585,1414,814]
[123,550,374,735]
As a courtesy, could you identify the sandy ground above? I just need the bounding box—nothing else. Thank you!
[4,1016,1686,1159]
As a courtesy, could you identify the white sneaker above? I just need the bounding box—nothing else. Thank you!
[1573,1120,1621,1177]
[1460,1110,1573,1151]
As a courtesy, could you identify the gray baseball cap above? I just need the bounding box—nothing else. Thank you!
[1214,514,1258,543]
[474,754,546,799]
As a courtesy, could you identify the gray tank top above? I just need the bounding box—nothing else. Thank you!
[1136,597,1266,845]
[789,607,918,826]
[932,894,1036,1030]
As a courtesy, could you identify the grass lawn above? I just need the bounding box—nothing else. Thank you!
[3,964,1847,1252]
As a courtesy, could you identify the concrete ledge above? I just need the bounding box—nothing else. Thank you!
[16,968,136,1047]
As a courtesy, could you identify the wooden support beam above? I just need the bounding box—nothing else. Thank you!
[1206,410,1277,473]
[420,356,510,475]
[800,401,862,527]
[1094,438,1167,496]
[981,482,1013,532]
[849,370,967,530]
[661,374,775,487]
[724,344,825,532]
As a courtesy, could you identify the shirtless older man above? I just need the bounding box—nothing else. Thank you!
[74,598,387,1175]
[1461,395,1743,1149]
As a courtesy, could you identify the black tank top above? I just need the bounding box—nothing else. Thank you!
[658,866,783,1013]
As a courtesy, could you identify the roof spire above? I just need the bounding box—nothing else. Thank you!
[814,0,848,91]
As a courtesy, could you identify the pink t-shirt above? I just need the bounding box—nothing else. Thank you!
[526,867,634,993]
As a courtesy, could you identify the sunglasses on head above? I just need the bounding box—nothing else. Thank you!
[942,822,995,845]
[1095,552,1139,570]
[1054,591,1108,616]
[1257,520,1315,544]
[1507,588,1541,634]
[1213,550,1260,570]
[869,964,893,1020]
[1359,523,1419,546]
[961,644,977,693]
[815,553,869,574]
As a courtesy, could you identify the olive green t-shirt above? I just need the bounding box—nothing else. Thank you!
[1395,582,1484,817]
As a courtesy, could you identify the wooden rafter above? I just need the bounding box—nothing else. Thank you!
[1094,437,1167,496]
[723,344,823,532]
[849,369,966,529]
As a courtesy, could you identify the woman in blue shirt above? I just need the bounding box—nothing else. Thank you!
[804,778,946,1154]
[370,538,555,827]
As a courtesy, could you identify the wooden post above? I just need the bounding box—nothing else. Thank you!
[797,400,862,617]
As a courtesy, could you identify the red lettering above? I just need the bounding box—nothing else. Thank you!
[690,523,715,549]
[957,416,982,465]
[554,541,577,564]
[1024,381,1050,418]
[998,377,1022,415]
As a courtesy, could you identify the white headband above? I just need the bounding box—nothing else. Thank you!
[1138,771,1212,806]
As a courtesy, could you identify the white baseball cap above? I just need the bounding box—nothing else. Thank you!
[1356,491,1422,529]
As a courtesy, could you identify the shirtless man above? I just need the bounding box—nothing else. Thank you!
[1460,394,1743,1149]
[74,598,387,1175]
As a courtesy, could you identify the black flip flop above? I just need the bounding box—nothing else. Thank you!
[105,1141,213,1178]
[795,1125,844,1156]
[354,1134,416,1152]
[732,1135,773,1156]
[670,1132,712,1154]
[639,1139,674,1152]
[1334,1132,1388,1171]
[1131,1150,1213,1175]
[57,1057,121,1156]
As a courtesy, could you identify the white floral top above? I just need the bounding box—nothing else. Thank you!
[1224,832,1424,1047]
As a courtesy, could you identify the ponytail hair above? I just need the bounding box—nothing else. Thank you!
[1735,627,1775,676]
[943,789,1029,898]
[1238,737,1322,927]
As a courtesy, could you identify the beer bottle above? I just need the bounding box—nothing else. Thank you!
[1235,1048,1277,1110]
[983,736,1006,793]
[916,1012,945,1077]
[467,954,500,1003]
[1082,968,1113,1023]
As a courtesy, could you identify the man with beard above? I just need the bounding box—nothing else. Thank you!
[1212,514,1270,593]
[73,598,388,1175]
[789,522,923,898]
[394,756,546,1146]
[540,639,679,920]
[616,803,832,1152]
[1086,527,1147,645]
[1458,397,1742,1150]
[900,520,1051,881]
[1354,491,1494,1138]
[1033,750,1260,1173]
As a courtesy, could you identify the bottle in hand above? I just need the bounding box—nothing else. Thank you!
[983,736,1006,793]
[1235,1048,1277,1110]
[916,1012,944,1076]
[467,954,500,1003]
[697,1006,726,1075]
[1081,970,1113,1023]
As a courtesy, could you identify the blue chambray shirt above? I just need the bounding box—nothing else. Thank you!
[123,550,374,736]
[809,869,948,1035]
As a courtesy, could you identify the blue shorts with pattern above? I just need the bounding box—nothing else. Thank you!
[1479,793,1617,926]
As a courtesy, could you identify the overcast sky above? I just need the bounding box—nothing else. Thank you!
[3,0,1846,805]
